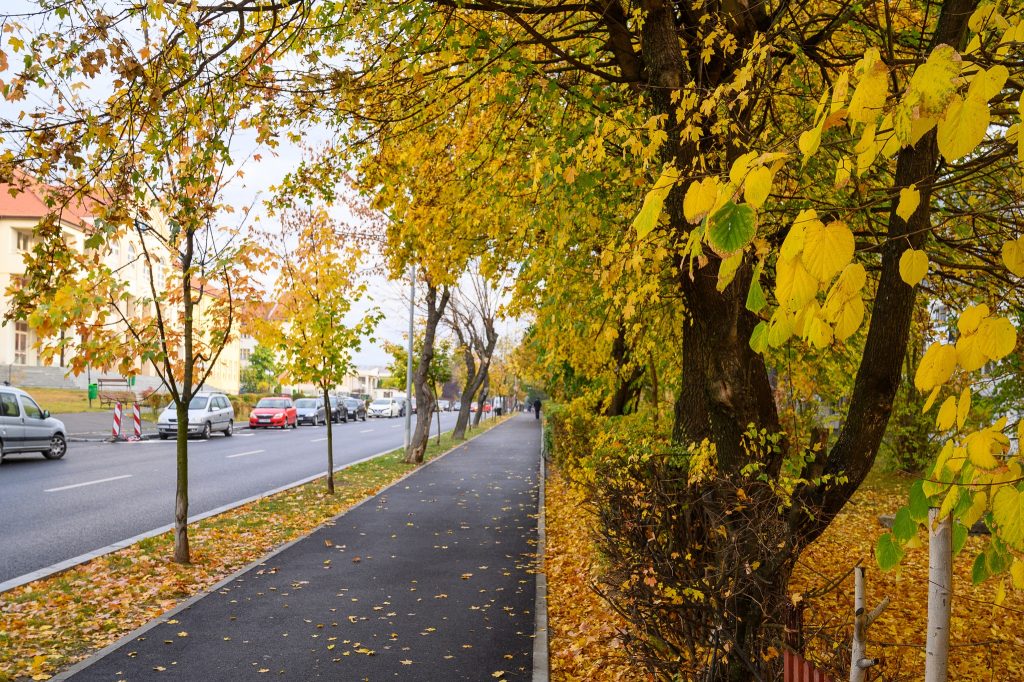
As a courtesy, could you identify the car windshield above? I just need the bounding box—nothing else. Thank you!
[295,399,317,408]
[256,398,291,409]
[188,396,209,410]
[371,399,389,406]
[345,399,360,407]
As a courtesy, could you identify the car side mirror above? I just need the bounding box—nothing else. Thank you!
[42,410,50,419]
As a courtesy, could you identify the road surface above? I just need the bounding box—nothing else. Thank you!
[0,412,465,585]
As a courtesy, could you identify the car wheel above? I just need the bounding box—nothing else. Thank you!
[159,433,168,440]
[224,421,233,437]
[202,422,211,440]
[43,433,67,460]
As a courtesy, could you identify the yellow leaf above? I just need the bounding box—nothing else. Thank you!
[807,315,834,349]
[937,94,989,161]
[963,491,988,528]
[767,309,794,347]
[976,316,1017,361]
[776,256,818,311]
[743,166,772,209]
[729,151,759,186]
[798,124,823,160]
[958,304,990,335]
[957,386,971,429]
[1011,558,1024,590]
[834,157,852,189]
[899,249,929,286]
[833,298,865,342]
[781,210,815,261]
[683,177,718,224]
[716,251,744,292]
[849,48,889,124]
[922,385,942,413]
[993,486,1024,550]
[633,165,681,238]
[995,579,1007,606]
[938,485,959,519]
[966,431,999,469]
[896,185,920,221]
[915,342,957,392]
[956,334,988,372]
[801,220,855,282]
[1002,237,1024,276]
[831,71,850,113]
[936,396,957,430]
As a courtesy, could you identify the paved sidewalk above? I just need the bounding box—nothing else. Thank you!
[59,415,543,681]
[56,411,159,441]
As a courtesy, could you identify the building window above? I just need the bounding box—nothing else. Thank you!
[15,230,32,252]
[14,321,28,365]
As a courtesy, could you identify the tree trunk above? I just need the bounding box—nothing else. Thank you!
[406,281,450,464]
[173,399,191,564]
[324,385,335,494]
[925,510,953,682]
[472,377,488,427]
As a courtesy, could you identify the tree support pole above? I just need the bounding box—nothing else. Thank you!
[925,508,952,682]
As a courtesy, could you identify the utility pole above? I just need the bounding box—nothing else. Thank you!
[404,263,415,453]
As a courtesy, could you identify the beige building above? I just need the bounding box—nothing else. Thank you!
[0,179,242,394]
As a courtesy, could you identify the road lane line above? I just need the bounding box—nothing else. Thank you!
[45,475,132,493]
[359,429,373,433]
[391,424,402,428]
[310,437,328,443]
[226,449,266,459]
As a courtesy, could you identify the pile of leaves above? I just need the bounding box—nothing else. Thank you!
[545,469,635,681]
[0,417,510,681]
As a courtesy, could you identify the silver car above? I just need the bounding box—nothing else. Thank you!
[295,398,326,426]
[0,386,67,459]
[157,392,235,439]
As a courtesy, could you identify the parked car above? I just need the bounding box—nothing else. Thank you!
[368,397,402,418]
[342,397,367,422]
[327,396,347,423]
[158,392,235,439]
[452,401,462,412]
[437,399,451,411]
[0,386,67,459]
[295,398,326,425]
[249,396,297,429]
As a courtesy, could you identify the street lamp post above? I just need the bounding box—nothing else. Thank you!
[404,263,415,453]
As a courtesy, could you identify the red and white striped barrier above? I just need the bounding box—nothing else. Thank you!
[111,402,123,440]
[131,402,141,440]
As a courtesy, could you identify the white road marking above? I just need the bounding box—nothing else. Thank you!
[391,424,402,428]
[235,433,254,437]
[359,429,373,434]
[227,449,266,459]
[310,437,328,443]
[46,475,132,493]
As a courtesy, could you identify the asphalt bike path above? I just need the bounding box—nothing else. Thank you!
[62,415,542,681]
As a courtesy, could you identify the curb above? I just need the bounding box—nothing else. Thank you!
[46,416,522,680]
[532,442,550,682]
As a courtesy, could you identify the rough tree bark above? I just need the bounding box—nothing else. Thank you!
[406,280,450,464]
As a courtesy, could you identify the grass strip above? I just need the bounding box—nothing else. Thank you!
[0,415,510,681]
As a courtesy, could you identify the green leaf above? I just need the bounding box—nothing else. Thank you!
[972,551,990,584]
[745,264,767,313]
[891,508,917,542]
[706,202,756,255]
[908,480,930,522]
[952,522,968,556]
[749,321,769,354]
[875,532,904,571]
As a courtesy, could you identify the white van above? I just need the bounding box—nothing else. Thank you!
[0,386,67,459]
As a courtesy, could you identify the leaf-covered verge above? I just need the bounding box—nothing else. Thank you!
[545,469,634,681]
[0,416,510,682]
[545,432,1024,681]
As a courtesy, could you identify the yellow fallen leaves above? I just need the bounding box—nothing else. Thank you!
[545,470,635,681]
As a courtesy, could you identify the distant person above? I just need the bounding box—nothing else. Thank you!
[533,398,541,420]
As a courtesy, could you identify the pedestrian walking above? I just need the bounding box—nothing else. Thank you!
[533,398,541,420]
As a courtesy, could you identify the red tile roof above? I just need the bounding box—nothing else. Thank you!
[0,174,94,229]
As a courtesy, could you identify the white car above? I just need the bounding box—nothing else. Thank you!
[368,398,402,418]
[158,392,235,439]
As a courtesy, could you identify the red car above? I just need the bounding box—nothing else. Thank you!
[249,396,298,429]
